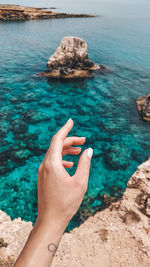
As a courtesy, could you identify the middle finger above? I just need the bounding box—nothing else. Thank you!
[64,137,86,148]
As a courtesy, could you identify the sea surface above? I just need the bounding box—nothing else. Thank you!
[0,0,150,230]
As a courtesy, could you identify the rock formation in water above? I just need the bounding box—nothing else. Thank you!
[0,5,95,21]
[0,158,150,266]
[136,94,150,121]
[104,143,131,170]
[41,36,108,79]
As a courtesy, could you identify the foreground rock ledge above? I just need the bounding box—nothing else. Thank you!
[0,159,150,266]
[40,36,108,79]
[0,5,95,21]
[136,93,150,121]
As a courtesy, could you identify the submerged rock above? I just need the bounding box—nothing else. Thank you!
[0,121,10,137]
[104,143,131,170]
[136,93,150,121]
[13,149,31,163]
[41,36,108,79]
[0,145,33,175]
[11,119,28,137]
[22,109,50,124]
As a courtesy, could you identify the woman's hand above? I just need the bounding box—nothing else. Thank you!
[14,119,93,267]
[36,118,93,228]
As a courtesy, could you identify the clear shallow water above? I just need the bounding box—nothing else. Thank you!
[0,0,150,230]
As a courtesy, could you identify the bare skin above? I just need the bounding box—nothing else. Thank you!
[14,118,93,267]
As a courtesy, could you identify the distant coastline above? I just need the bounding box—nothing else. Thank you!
[0,4,96,21]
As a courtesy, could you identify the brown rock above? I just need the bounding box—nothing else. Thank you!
[40,69,93,79]
[0,5,95,21]
[1,159,150,266]
[40,36,108,79]
[136,94,150,121]
[0,211,32,266]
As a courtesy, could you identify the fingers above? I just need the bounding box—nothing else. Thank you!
[74,148,93,186]
[64,137,86,148]
[63,160,74,168]
[62,146,81,156]
[48,119,74,161]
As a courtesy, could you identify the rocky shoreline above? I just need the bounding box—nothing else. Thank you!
[0,5,95,21]
[0,159,150,266]
[136,94,150,122]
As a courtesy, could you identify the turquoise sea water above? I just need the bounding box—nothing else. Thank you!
[0,0,150,230]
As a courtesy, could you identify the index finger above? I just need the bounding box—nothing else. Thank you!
[48,118,74,161]
[56,118,74,139]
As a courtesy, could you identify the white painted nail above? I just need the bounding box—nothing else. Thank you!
[87,148,93,159]
[67,118,72,123]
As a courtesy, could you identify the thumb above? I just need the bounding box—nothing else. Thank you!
[75,148,93,183]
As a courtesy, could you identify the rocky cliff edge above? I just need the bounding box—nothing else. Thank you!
[0,159,150,267]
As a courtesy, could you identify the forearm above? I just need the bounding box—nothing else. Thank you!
[14,218,67,267]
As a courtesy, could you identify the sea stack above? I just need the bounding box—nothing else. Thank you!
[136,94,150,121]
[41,36,107,79]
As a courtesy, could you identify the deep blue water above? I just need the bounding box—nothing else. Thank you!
[0,0,150,230]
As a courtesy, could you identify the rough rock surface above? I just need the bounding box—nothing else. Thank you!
[136,94,150,121]
[0,5,95,21]
[41,36,108,79]
[0,159,150,267]
[0,213,32,266]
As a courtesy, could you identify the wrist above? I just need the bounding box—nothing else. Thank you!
[33,215,68,237]
[14,215,67,267]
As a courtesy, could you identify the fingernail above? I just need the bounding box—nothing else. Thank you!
[67,118,72,123]
[87,148,93,159]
